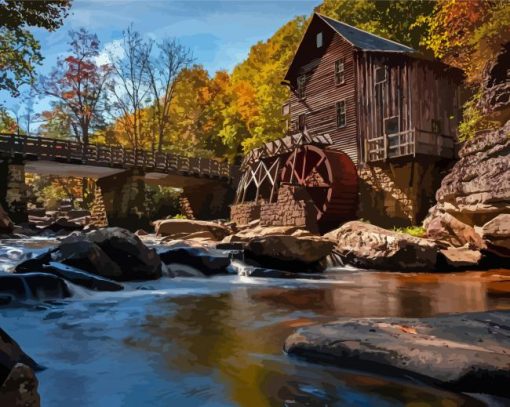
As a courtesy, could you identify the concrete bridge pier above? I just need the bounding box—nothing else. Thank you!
[0,156,28,223]
[181,183,234,220]
[95,170,147,229]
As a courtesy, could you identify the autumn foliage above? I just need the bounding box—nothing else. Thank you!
[3,0,508,159]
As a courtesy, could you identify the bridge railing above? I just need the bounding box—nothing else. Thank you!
[0,133,232,179]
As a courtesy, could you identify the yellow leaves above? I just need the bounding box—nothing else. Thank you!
[423,0,507,83]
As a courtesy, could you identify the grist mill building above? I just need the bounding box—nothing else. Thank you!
[231,13,464,232]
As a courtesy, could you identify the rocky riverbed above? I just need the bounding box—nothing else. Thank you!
[0,224,510,405]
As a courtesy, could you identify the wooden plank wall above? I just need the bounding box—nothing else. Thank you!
[357,53,462,163]
[287,21,359,164]
[356,53,411,163]
[410,59,461,138]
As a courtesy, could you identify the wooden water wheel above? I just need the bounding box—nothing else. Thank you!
[280,145,358,228]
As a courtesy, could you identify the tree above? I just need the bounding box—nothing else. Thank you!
[0,107,18,133]
[108,26,193,152]
[164,66,229,157]
[0,0,71,96]
[421,0,510,83]
[10,87,38,135]
[38,103,74,139]
[217,16,307,158]
[420,0,510,139]
[39,28,111,145]
[146,39,193,152]
[108,25,151,150]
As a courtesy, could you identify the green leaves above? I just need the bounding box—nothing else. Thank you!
[0,27,42,96]
[0,0,71,96]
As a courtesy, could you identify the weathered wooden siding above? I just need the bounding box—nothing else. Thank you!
[409,59,462,137]
[287,19,359,164]
[356,52,462,162]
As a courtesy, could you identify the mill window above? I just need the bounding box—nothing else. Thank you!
[335,60,345,85]
[298,114,306,131]
[297,75,306,99]
[375,66,387,84]
[384,116,399,135]
[336,100,346,128]
[316,32,323,48]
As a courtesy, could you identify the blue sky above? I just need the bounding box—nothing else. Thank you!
[3,0,319,119]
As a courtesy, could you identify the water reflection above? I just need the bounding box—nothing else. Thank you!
[127,269,510,405]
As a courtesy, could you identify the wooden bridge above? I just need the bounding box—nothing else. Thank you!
[0,133,233,180]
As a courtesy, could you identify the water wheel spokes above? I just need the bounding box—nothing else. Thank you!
[280,145,359,228]
[281,145,334,218]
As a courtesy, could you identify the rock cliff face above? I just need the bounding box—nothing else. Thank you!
[425,42,510,258]
[425,121,510,256]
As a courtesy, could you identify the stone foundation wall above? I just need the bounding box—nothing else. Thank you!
[358,160,447,228]
[179,196,196,219]
[230,202,261,226]
[260,184,318,232]
[89,185,109,227]
[0,158,27,223]
[182,184,233,220]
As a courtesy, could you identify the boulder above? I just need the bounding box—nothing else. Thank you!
[425,212,485,249]
[246,234,334,264]
[438,247,482,269]
[222,225,313,243]
[39,217,82,233]
[66,209,90,220]
[17,228,163,282]
[15,252,52,274]
[482,214,510,257]
[284,311,510,397]
[325,221,438,271]
[0,273,71,302]
[86,228,162,281]
[0,363,40,407]
[135,229,148,236]
[51,240,122,280]
[42,262,124,292]
[0,205,13,234]
[0,327,42,376]
[154,219,230,241]
[425,120,510,254]
[159,247,231,276]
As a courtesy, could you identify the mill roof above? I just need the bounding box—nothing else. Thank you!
[316,13,415,53]
[284,13,417,82]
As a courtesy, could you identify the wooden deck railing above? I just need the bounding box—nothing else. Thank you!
[0,133,233,180]
[366,129,455,162]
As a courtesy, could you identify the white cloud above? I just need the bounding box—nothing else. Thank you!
[95,39,125,66]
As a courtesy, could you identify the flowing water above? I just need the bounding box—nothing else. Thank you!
[1,239,510,406]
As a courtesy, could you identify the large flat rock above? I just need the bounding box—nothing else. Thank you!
[284,311,510,397]
[325,221,438,271]
[154,219,230,241]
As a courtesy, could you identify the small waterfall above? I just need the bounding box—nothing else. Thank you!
[228,259,251,276]
[322,251,345,268]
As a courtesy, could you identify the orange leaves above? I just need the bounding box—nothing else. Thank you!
[398,325,418,335]
[423,0,506,82]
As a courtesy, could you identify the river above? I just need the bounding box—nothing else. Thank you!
[1,239,510,406]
